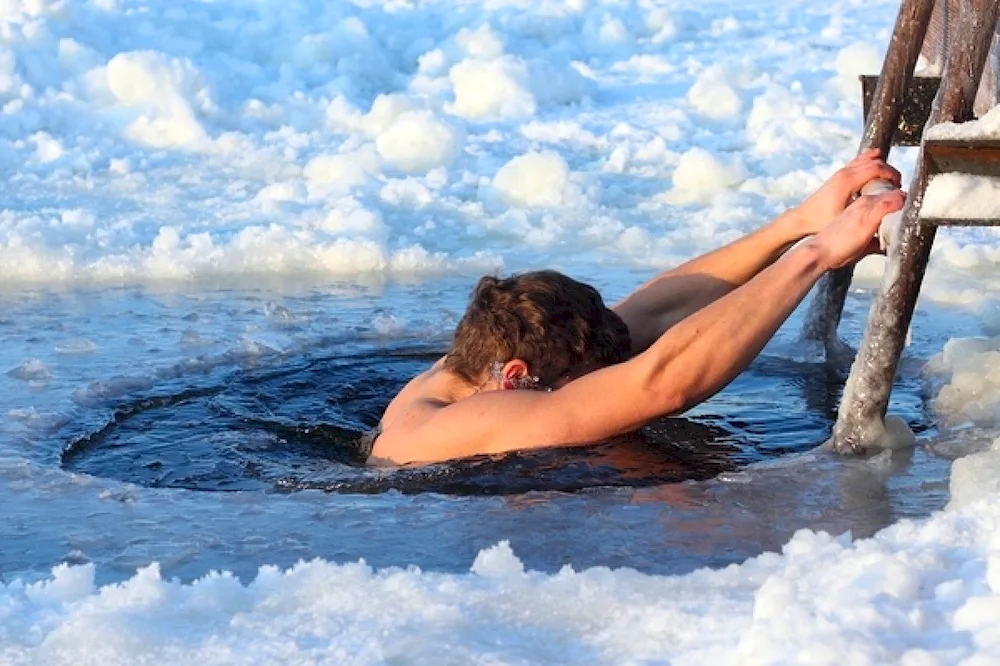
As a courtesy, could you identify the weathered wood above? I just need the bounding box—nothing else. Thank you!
[861,75,942,146]
[831,0,1000,454]
[924,138,1000,177]
[923,0,1000,115]
[802,0,937,361]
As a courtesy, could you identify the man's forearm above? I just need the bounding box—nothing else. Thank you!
[668,209,804,284]
[642,239,828,412]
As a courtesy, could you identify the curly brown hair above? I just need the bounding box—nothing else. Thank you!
[443,270,632,387]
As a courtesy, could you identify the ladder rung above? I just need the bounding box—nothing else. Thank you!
[924,138,1000,177]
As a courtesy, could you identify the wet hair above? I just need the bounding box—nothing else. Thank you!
[444,270,632,387]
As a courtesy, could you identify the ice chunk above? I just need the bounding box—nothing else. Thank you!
[304,148,381,194]
[926,336,1000,427]
[7,359,51,383]
[688,66,742,120]
[375,110,463,174]
[489,151,582,208]
[55,339,97,354]
[832,42,882,98]
[360,94,415,136]
[103,51,212,150]
[470,541,525,579]
[448,56,536,120]
[663,147,746,204]
[948,449,1000,510]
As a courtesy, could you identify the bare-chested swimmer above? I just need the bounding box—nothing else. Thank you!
[371,151,904,465]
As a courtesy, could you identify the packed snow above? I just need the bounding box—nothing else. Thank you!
[2,0,1000,662]
[3,513,1000,665]
[922,174,1000,221]
[926,104,1000,141]
[920,107,1000,222]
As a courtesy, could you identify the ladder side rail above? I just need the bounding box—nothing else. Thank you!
[831,0,1000,454]
[802,0,939,363]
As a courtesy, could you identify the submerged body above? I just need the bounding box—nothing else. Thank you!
[372,153,904,465]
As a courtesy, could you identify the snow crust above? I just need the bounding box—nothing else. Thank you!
[4,509,1000,665]
[922,174,1000,220]
[927,105,1000,141]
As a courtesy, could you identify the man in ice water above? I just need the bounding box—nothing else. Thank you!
[371,151,904,464]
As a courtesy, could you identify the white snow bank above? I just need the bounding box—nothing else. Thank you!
[4,501,1000,665]
[0,0,939,289]
[0,220,502,283]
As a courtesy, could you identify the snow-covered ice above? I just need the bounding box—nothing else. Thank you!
[2,0,1000,662]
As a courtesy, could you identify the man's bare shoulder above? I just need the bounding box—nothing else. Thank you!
[380,359,451,424]
[372,359,461,462]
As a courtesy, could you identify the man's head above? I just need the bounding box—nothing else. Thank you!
[444,270,632,389]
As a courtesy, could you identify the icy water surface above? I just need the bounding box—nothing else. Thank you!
[0,276,979,587]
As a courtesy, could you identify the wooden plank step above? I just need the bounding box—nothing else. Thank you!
[924,137,1000,176]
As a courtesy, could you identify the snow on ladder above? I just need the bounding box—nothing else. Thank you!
[920,136,1000,226]
[806,0,1000,454]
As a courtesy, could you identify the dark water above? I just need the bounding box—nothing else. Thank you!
[61,344,932,496]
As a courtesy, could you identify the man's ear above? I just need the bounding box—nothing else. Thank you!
[500,359,529,389]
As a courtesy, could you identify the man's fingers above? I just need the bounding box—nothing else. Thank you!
[852,148,882,163]
[852,161,902,190]
[849,190,904,234]
[874,162,902,188]
[882,189,906,210]
[871,189,906,211]
[862,190,906,227]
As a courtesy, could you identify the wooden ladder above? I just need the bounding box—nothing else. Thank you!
[804,0,1000,453]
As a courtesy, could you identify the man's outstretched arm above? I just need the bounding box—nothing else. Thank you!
[382,190,904,464]
[614,150,901,354]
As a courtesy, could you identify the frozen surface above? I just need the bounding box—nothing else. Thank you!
[949,444,1000,509]
[1,0,1000,662]
[5,512,1000,666]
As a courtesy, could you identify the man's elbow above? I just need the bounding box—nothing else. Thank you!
[635,367,690,420]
